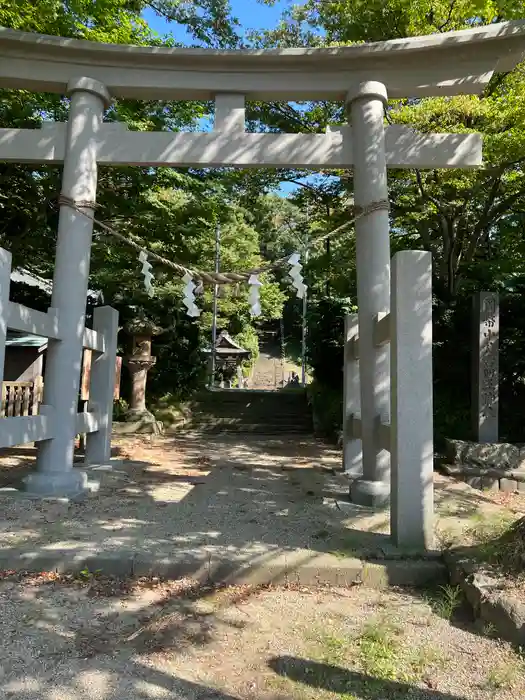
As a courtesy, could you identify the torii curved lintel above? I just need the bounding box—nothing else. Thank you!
[0,21,525,100]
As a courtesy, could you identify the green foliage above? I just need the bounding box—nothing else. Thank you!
[307,380,343,441]
[248,1,525,443]
[307,296,353,388]
[0,2,286,406]
[424,585,463,621]
[113,398,129,421]
[3,0,525,440]
[234,326,260,375]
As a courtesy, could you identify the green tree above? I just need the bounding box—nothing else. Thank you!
[0,1,285,402]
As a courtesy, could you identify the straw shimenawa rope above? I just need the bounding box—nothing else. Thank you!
[58,195,389,285]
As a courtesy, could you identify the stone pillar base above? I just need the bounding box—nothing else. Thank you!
[350,478,390,507]
[24,469,92,499]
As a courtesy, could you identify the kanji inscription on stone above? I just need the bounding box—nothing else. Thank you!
[472,292,499,442]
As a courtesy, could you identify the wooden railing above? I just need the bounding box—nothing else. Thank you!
[1,376,43,418]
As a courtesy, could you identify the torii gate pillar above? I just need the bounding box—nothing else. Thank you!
[347,82,391,506]
[27,77,111,497]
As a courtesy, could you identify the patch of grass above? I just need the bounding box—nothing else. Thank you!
[425,584,463,620]
[407,646,447,677]
[465,512,516,547]
[271,617,450,700]
[267,650,358,700]
[356,619,411,682]
[484,658,524,691]
[77,567,103,582]
[465,514,525,580]
[318,633,348,662]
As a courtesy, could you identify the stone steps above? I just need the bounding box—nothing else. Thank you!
[187,389,313,435]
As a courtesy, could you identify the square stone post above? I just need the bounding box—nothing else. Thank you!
[85,306,119,465]
[347,81,391,507]
[0,249,12,388]
[472,292,499,443]
[27,77,111,497]
[390,251,434,550]
[343,313,362,476]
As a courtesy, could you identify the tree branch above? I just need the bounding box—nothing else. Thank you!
[435,0,457,32]
[415,170,449,217]
[268,103,315,133]
[280,178,320,194]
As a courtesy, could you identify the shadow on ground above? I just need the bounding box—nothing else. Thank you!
[268,656,468,700]
[0,434,518,587]
[0,572,486,700]
[1,435,520,700]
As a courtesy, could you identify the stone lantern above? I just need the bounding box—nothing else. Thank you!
[123,314,163,433]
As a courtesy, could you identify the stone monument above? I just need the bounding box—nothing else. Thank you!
[472,291,499,443]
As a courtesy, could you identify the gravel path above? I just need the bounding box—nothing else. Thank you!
[1,434,523,575]
[0,574,523,700]
[0,436,361,568]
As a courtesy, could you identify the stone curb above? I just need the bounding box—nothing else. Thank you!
[445,551,525,646]
[0,550,447,589]
[441,463,525,492]
[441,464,525,481]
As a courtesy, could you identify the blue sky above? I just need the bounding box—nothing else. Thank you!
[142,1,311,197]
[143,0,289,44]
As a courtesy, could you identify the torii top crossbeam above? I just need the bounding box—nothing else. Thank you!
[1,21,525,100]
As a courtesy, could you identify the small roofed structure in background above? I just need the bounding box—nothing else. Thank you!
[204,331,251,388]
[4,332,47,382]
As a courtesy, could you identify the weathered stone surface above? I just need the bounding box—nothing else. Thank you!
[465,476,482,489]
[445,439,468,463]
[472,292,499,443]
[445,552,525,647]
[479,593,525,647]
[481,476,499,491]
[442,463,504,479]
[499,478,518,493]
[516,456,525,470]
[444,439,519,469]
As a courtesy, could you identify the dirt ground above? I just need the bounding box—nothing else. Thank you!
[0,573,524,700]
[2,437,525,698]
[1,434,525,592]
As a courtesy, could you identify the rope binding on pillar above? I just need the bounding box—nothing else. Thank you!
[58,194,98,210]
[353,199,390,216]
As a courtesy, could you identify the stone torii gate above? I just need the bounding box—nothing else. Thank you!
[0,21,524,548]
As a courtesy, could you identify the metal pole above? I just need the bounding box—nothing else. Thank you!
[301,203,310,387]
[301,248,309,386]
[280,316,286,387]
[210,223,220,388]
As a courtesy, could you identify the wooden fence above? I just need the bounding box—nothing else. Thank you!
[1,376,43,418]
[0,354,121,420]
